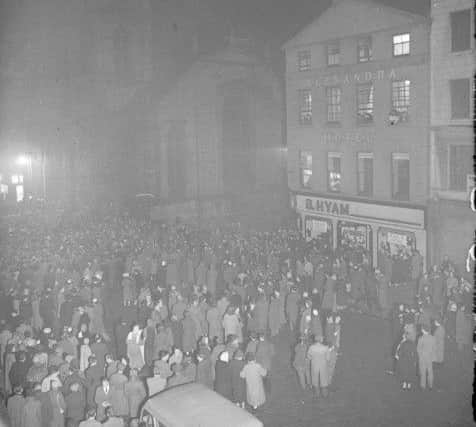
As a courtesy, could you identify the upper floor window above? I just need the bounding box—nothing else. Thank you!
[297,50,311,71]
[449,145,473,191]
[327,41,340,66]
[326,87,342,123]
[393,33,410,56]
[357,36,372,62]
[392,153,410,201]
[451,9,471,52]
[299,151,313,188]
[298,89,312,125]
[328,152,342,193]
[450,78,470,119]
[356,83,374,123]
[391,80,410,122]
[357,153,374,197]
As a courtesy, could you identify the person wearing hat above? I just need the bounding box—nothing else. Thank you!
[196,350,213,389]
[230,349,246,407]
[78,408,101,427]
[146,365,167,396]
[20,385,42,427]
[48,379,66,427]
[94,377,112,422]
[255,333,275,395]
[214,351,232,400]
[7,386,25,427]
[206,299,223,343]
[293,335,310,390]
[286,286,300,332]
[306,335,331,398]
[124,368,146,419]
[100,406,125,427]
[417,325,436,390]
[109,363,129,418]
[240,352,267,410]
[65,381,86,427]
[167,363,190,388]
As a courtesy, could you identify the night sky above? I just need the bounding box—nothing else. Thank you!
[0,0,430,155]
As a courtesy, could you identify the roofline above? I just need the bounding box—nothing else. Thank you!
[281,0,429,51]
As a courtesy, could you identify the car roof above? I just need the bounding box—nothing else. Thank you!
[143,383,263,427]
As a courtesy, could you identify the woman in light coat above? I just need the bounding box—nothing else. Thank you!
[127,325,145,371]
[240,352,267,410]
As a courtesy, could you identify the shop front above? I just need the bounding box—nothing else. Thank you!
[294,193,427,271]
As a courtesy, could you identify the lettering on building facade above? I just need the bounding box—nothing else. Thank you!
[305,198,350,216]
[322,131,375,144]
[312,68,397,88]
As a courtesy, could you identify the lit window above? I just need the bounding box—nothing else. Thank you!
[393,33,410,56]
[327,41,340,66]
[328,153,342,192]
[449,145,473,191]
[356,83,374,123]
[11,175,19,185]
[357,36,372,62]
[298,50,311,71]
[16,185,24,202]
[357,153,373,196]
[450,79,470,119]
[299,89,312,125]
[391,80,410,120]
[326,87,342,123]
[451,10,471,52]
[300,151,313,188]
[392,153,410,201]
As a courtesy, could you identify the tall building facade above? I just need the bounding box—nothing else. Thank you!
[284,0,430,270]
[428,0,475,274]
[140,36,286,223]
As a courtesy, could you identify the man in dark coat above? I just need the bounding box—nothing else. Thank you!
[85,356,103,409]
[229,349,246,407]
[214,351,232,400]
[21,387,42,427]
[9,352,30,390]
[65,382,86,427]
[90,336,108,374]
[114,320,129,359]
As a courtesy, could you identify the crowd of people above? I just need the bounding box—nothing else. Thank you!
[0,208,472,427]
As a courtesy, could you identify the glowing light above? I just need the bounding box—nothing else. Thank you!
[17,155,30,166]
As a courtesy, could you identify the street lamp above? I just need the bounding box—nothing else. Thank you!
[17,155,30,166]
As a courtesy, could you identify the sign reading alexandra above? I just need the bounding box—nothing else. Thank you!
[297,194,425,229]
[313,68,397,88]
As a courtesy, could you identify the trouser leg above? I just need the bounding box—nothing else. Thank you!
[296,368,307,389]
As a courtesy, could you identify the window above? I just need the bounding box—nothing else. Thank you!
[449,145,473,191]
[392,154,410,201]
[299,151,313,188]
[393,33,410,56]
[356,83,374,123]
[328,153,342,192]
[357,36,372,62]
[357,153,373,196]
[391,80,410,120]
[327,41,340,66]
[298,89,312,125]
[451,9,471,52]
[298,50,311,71]
[450,79,470,119]
[326,87,342,123]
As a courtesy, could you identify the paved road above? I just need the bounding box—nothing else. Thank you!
[255,312,475,427]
